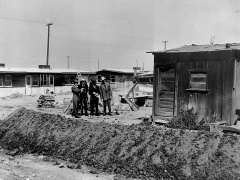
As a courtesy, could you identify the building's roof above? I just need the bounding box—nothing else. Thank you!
[0,67,152,75]
[96,68,135,74]
[0,67,96,74]
[148,43,240,53]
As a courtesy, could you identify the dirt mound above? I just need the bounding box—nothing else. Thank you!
[0,108,240,179]
[1,92,24,100]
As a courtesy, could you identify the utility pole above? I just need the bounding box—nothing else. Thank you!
[46,22,53,66]
[67,56,70,69]
[142,62,144,72]
[162,41,168,51]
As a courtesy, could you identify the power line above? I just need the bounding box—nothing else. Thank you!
[0,16,45,24]
[54,22,160,42]
[0,16,161,42]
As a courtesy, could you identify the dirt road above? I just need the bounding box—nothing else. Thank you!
[0,148,126,180]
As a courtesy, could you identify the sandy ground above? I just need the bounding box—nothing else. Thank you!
[0,92,151,124]
[0,148,117,180]
[0,93,151,180]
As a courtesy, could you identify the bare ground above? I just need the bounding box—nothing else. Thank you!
[1,93,240,179]
[0,93,150,180]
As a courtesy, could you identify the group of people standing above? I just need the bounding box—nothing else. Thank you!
[71,76,112,118]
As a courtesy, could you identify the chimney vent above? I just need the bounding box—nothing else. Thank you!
[39,65,50,69]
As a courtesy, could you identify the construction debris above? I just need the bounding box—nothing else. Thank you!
[1,93,24,100]
[37,95,55,108]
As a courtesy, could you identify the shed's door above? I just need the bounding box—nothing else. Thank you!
[158,67,175,120]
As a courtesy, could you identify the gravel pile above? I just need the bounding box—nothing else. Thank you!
[0,107,240,179]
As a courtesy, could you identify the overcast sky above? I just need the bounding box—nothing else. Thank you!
[0,0,240,71]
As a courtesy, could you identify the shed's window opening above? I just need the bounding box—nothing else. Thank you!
[189,72,207,90]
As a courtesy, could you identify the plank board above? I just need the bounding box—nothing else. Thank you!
[157,67,175,121]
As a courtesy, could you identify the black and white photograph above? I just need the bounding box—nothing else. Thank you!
[0,0,240,179]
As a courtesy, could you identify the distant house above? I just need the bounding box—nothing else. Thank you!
[149,43,240,125]
[0,64,95,97]
[95,69,137,91]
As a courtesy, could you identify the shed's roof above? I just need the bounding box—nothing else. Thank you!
[0,67,95,74]
[148,43,240,53]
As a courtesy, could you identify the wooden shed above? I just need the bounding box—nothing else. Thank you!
[149,43,240,125]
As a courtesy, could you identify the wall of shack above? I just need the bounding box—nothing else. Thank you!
[154,50,238,125]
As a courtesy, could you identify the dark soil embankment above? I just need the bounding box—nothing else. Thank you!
[1,108,240,179]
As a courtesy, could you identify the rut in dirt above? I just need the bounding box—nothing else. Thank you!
[0,107,240,179]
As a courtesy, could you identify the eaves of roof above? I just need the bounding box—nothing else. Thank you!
[147,43,240,54]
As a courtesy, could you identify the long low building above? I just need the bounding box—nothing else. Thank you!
[0,64,150,97]
[0,65,95,97]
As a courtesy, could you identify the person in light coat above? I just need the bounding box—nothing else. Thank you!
[99,76,112,115]
[71,79,81,118]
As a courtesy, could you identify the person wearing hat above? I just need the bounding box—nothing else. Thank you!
[71,79,81,118]
[99,76,112,115]
[89,79,100,116]
[78,79,89,116]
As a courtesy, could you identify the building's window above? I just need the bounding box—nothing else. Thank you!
[110,75,116,83]
[189,72,207,90]
[42,74,48,86]
[65,75,70,84]
[98,75,111,82]
[106,75,110,82]
[97,76,101,83]
[32,75,39,86]
[4,75,12,87]
[40,74,54,86]
[65,75,75,85]
[49,75,54,86]
[70,75,76,84]
[0,74,3,87]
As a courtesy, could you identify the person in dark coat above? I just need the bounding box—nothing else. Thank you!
[89,79,100,116]
[71,79,81,118]
[79,79,89,116]
[99,76,112,115]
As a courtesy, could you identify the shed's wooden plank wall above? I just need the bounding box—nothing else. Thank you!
[154,50,235,125]
[233,60,240,125]
[177,59,234,124]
